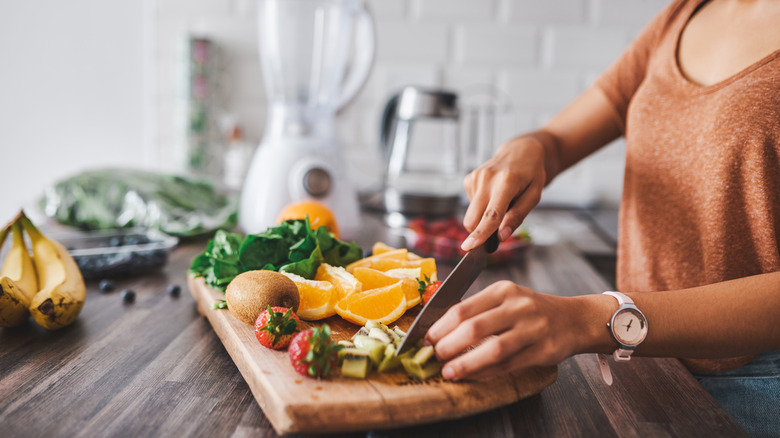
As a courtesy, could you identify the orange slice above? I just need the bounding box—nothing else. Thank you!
[371,257,437,280]
[383,268,423,309]
[372,241,397,255]
[352,267,400,290]
[370,241,422,259]
[345,248,409,273]
[315,263,362,300]
[281,272,336,320]
[335,282,406,326]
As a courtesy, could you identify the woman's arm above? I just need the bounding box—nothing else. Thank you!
[461,86,622,251]
[427,271,780,381]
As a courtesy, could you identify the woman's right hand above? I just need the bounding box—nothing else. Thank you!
[460,135,548,251]
[460,86,624,251]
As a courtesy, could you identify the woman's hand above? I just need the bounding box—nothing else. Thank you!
[426,281,587,381]
[461,135,548,251]
[460,87,623,252]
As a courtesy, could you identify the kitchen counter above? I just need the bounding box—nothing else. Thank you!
[0,210,745,437]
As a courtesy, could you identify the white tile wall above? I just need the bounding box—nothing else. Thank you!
[155,0,670,207]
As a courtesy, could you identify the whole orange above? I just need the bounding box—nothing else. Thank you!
[276,200,340,238]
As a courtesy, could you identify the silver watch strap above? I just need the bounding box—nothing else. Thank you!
[603,291,633,305]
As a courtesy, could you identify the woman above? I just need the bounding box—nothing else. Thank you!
[426,0,780,435]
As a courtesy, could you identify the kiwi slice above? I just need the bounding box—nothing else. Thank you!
[353,336,385,366]
[341,348,371,379]
[337,340,355,362]
[377,343,402,373]
[413,345,435,365]
[351,326,370,340]
[372,323,401,344]
[401,357,442,380]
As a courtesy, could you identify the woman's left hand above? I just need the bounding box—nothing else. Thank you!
[426,281,585,380]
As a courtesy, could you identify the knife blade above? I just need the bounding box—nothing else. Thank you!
[396,230,500,355]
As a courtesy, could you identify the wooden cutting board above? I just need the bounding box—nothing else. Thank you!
[187,276,557,435]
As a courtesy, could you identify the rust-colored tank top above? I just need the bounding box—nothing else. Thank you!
[595,0,780,373]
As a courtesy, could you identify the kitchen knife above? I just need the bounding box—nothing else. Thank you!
[396,230,500,355]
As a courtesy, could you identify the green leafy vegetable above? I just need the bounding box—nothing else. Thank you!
[189,217,362,291]
[40,168,237,236]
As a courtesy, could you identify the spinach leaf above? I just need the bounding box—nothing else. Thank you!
[189,217,362,292]
[280,245,323,279]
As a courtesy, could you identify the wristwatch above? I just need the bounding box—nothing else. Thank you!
[597,291,648,385]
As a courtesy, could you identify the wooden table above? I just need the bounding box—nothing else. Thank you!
[0,210,746,437]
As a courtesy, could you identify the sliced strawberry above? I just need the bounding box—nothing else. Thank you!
[255,306,301,350]
[417,275,443,306]
[288,324,342,378]
[422,281,442,306]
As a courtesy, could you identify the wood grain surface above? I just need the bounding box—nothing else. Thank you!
[0,210,747,437]
[187,276,557,435]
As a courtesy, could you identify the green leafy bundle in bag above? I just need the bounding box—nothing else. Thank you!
[41,168,237,236]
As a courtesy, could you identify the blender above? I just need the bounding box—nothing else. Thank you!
[239,0,375,239]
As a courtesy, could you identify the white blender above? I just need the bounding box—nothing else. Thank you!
[239,0,375,239]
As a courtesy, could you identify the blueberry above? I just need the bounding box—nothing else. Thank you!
[121,289,136,303]
[99,279,116,293]
[167,284,181,297]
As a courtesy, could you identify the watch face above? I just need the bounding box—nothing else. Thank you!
[612,309,647,345]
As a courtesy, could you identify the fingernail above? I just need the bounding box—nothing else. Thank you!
[499,227,512,241]
[442,365,455,380]
[461,236,476,251]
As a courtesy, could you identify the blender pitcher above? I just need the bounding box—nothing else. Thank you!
[239,0,375,239]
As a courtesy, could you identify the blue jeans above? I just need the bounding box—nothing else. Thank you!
[693,350,780,438]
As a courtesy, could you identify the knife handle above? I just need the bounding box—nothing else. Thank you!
[485,230,500,254]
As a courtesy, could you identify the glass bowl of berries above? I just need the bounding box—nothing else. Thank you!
[403,215,531,265]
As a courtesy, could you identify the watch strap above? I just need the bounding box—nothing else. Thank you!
[603,291,633,306]
[598,291,637,385]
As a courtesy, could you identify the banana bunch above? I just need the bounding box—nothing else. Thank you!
[0,211,86,329]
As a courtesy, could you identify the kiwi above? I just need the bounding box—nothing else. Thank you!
[224,270,300,325]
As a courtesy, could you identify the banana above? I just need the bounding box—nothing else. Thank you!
[0,218,38,327]
[20,213,86,330]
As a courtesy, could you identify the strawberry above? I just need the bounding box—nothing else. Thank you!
[417,275,443,306]
[255,306,301,349]
[288,324,342,379]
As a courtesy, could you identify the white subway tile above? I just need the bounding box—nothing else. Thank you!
[158,0,231,17]
[455,25,537,66]
[337,101,377,148]
[508,0,586,24]
[547,26,627,69]
[442,68,494,92]
[378,63,442,95]
[541,162,598,206]
[368,0,407,19]
[411,0,496,22]
[592,0,669,26]
[226,101,265,143]
[230,0,257,16]
[498,68,580,111]
[376,22,449,62]
[224,61,265,101]
[188,16,257,59]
